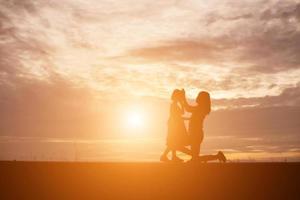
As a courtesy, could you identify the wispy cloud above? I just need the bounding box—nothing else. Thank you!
[0,0,300,141]
[1,0,300,99]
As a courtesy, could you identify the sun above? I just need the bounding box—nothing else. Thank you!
[126,111,144,129]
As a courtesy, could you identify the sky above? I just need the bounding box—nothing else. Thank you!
[0,0,300,161]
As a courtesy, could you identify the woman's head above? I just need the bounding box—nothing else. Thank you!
[171,89,182,102]
[196,91,211,115]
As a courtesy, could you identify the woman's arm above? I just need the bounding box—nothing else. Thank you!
[180,89,196,113]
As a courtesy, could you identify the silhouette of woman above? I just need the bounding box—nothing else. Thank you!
[160,89,191,162]
[181,90,226,162]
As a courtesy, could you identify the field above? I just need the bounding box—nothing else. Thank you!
[1,161,300,199]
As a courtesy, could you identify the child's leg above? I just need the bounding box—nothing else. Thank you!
[162,147,170,156]
[160,147,170,161]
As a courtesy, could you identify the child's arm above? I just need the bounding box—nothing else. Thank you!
[182,117,190,121]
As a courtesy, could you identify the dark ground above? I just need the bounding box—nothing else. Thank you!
[0,161,300,200]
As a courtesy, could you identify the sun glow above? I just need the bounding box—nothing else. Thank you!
[126,110,144,129]
[119,103,158,138]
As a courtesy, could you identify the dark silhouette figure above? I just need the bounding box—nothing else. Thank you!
[160,89,191,162]
[181,89,226,162]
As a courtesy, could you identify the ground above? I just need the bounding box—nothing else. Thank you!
[1,161,300,199]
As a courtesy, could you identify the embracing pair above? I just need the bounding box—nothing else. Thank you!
[160,89,226,163]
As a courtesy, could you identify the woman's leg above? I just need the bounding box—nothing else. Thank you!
[172,150,176,158]
[195,143,201,158]
[198,154,219,162]
[190,145,218,162]
[194,138,221,162]
[198,151,227,163]
[188,130,227,163]
[190,142,199,160]
[191,139,201,160]
[189,131,203,160]
[178,147,192,155]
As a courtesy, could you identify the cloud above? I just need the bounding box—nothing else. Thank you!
[126,39,235,64]
[0,72,106,138]
[0,0,300,140]
[126,1,300,73]
[213,83,300,108]
[260,2,300,21]
[205,13,254,26]
[1,0,300,100]
[124,0,300,77]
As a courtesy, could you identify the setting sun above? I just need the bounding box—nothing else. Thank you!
[126,110,145,129]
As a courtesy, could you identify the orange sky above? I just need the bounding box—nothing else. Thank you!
[0,0,300,161]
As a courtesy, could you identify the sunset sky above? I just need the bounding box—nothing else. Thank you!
[0,0,300,161]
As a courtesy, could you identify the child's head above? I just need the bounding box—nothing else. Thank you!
[196,91,211,115]
[171,89,182,102]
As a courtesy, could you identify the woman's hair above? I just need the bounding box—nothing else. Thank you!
[196,91,211,115]
[171,89,181,101]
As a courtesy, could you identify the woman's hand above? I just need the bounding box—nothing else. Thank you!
[179,88,195,112]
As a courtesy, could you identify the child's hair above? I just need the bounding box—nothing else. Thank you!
[196,91,211,115]
[171,89,181,101]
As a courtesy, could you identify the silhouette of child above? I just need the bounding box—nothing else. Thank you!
[160,89,190,162]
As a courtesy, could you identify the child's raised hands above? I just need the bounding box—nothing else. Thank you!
[179,89,186,101]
